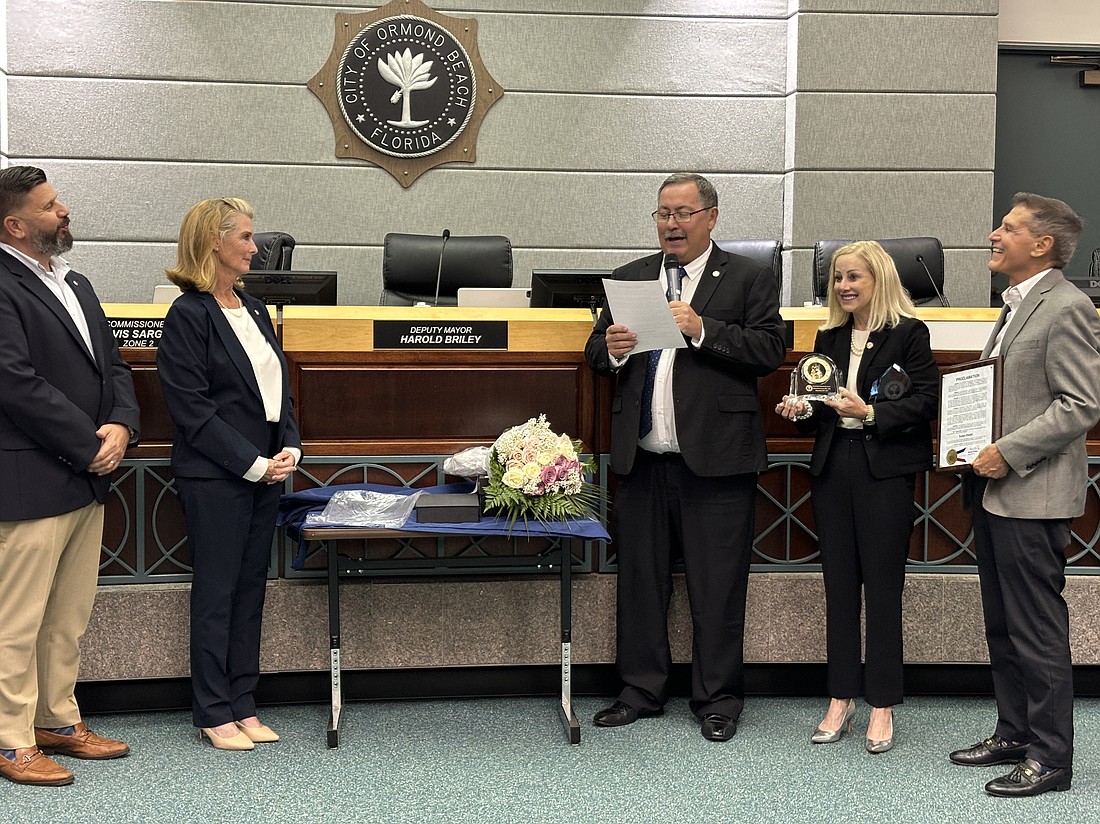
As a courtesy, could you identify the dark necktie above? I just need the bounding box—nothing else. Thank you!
[639,266,685,437]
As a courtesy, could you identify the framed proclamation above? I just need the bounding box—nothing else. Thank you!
[936,357,1002,472]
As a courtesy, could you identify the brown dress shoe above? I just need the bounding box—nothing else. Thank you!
[0,747,75,786]
[35,722,130,760]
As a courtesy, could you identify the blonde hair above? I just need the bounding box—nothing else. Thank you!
[165,197,254,292]
[821,240,916,332]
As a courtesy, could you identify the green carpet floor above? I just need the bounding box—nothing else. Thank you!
[4,695,1097,823]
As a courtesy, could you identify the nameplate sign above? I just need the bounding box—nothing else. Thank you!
[373,320,508,350]
[107,317,164,348]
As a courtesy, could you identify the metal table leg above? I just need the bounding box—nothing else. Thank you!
[558,538,580,745]
[305,525,589,747]
[326,539,342,748]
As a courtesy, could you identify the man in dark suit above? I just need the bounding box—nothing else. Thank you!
[0,167,139,786]
[585,173,786,740]
[948,193,1100,796]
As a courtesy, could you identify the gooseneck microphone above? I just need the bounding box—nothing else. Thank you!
[663,253,681,302]
[916,254,949,307]
[432,228,451,307]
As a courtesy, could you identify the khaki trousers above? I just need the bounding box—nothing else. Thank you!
[0,502,103,748]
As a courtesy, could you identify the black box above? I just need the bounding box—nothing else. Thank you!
[414,492,482,523]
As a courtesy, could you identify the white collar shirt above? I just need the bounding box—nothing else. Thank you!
[990,268,1050,357]
[639,244,712,454]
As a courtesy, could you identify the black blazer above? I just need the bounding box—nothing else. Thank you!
[156,288,301,480]
[0,248,139,520]
[585,243,786,477]
[800,316,938,478]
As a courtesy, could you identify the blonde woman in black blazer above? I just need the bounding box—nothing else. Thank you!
[157,198,301,751]
[777,241,938,753]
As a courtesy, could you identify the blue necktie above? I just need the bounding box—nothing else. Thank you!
[639,267,685,437]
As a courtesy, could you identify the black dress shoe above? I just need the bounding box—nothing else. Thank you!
[592,701,662,728]
[949,735,1029,766]
[985,759,1072,797]
[700,713,736,741]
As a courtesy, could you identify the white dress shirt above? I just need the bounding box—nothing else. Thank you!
[639,245,712,454]
[217,298,301,481]
[838,328,869,430]
[989,268,1050,358]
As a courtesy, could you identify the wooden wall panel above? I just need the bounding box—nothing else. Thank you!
[294,360,591,450]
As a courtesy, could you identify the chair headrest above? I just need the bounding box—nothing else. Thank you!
[381,233,513,305]
[714,240,782,295]
[812,237,945,306]
[250,232,296,271]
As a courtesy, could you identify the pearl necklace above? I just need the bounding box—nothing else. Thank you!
[215,291,244,316]
[850,329,869,357]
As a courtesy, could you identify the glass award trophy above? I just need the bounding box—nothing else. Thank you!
[789,353,841,402]
[870,363,912,401]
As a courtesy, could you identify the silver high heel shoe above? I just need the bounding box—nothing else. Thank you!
[811,699,856,744]
[866,710,894,754]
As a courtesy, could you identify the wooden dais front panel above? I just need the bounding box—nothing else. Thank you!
[289,351,599,455]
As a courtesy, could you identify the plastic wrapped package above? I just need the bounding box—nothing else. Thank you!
[304,489,422,528]
[443,446,491,478]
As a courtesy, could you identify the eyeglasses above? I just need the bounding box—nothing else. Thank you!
[651,207,711,224]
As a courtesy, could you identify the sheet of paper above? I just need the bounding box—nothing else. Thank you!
[601,278,688,354]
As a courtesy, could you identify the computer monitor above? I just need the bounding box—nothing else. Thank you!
[240,271,338,306]
[529,269,611,310]
[152,285,183,304]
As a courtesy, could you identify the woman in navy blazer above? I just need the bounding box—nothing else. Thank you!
[157,198,302,751]
[776,241,938,753]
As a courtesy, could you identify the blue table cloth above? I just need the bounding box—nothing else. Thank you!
[278,482,609,569]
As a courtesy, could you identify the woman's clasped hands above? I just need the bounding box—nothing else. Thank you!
[262,450,297,484]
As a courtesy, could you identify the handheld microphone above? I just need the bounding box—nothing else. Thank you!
[432,228,451,307]
[916,254,949,307]
[663,254,681,302]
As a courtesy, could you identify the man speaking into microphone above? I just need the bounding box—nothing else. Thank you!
[584,173,785,741]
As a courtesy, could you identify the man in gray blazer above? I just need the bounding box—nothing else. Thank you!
[948,192,1100,797]
[0,167,139,786]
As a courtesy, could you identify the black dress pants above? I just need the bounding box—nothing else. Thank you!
[972,490,1073,768]
[177,476,281,728]
[811,430,914,707]
[612,449,757,719]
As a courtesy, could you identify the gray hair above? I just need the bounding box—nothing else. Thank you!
[658,173,718,209]
[1011,191,1084,270]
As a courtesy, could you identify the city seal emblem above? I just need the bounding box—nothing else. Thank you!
[309,0,503,187]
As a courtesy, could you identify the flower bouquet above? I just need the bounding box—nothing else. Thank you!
[482,415,602,527]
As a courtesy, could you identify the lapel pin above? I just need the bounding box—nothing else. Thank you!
[711,270,720,277]
[866,341,874,349]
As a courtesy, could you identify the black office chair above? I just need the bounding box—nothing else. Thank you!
[812,237,947,306]
[715,240,782,295]
[379,233,513,306]
[250,231,296,271]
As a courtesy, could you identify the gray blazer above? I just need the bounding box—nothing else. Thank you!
[980,269,1100,519]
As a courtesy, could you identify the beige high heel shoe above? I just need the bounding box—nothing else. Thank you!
[234,721,280,743]
[811,698,856,744]
[866,710,894,754]
[199,727,254,751]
